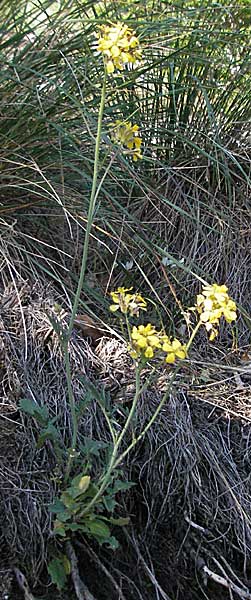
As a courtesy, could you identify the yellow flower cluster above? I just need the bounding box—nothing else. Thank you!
[130,324,187,364]
[109,287,187,364]
[161,335,187,364]
[110,120,142,161]
[96,22,142,74]
[131,324,162,359]
[196,283,237,340]
[110,287,147,317]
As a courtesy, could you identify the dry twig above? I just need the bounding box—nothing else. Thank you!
[203,565,251,600]
[66,541,97,600]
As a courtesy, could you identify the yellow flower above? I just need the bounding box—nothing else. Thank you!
[131,323,162,359]
[196,283,237,339]
[110,120,142,161]
[110,287,147,316]
[96,22,142,74]
[161,335,187,364]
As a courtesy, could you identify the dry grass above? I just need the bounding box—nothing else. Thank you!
[0,279,251,598]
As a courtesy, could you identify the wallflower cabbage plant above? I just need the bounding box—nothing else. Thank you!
[46,280,237,589]
[45,16,239,591]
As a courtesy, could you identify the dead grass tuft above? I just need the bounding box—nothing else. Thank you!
[0,281,251,598]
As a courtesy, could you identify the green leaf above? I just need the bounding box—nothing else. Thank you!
[37,422,59,448]
[58,511,71,523]
[78,475,91,493]
[75,391,94,417]
[61,555,71,576]
[103,496,117,512]
[112,480,136,493]
[53,522,67,537]
[77,482,100,501]
[64,523,87,532]
[19,398,49,425]
[87,519,111,539]
[19,397,37,416]
[109,516,130,526]
[54,528,66,538]
[81,381,110,410]
[80,437,108,458]
[61,491,79,510]
[106,536,119,550]
[49,499,66,514]
[48,557,68,590]
[70,474,91,496]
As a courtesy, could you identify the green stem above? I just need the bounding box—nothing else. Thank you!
[113,365,179,469]
[78,319,201,504]
[116,367,141,447]
[79,367,141,516]
[113,320,202,468]
[96,399,116,445]
[68,72,107,336]
[64,73,107,480]
[64,343,78,482]
[101,321,202,476]
[186,320,201,352]
[125,314,132,344]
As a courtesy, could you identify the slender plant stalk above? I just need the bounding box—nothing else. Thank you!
[64,345,78,474]
[113,366,180,468]
[68,73,107,335]
[79,318,201,505]
[64,73,107,480]
[115,367,141,447]
[186,320,201,352]
[96,399,116,445]
[79,367,141,516]
[113,322,203,467]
